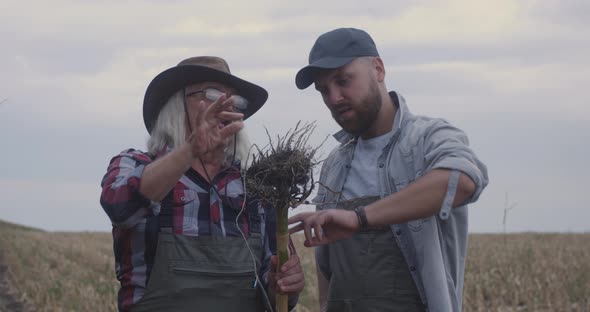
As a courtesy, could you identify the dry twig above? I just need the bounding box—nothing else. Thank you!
[243,121,322,312]
[245,121,322,210]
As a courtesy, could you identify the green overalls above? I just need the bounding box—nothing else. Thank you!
[132,225,266,311]
[324,196,425,312]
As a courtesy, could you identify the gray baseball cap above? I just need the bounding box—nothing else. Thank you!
[295,28,379,90]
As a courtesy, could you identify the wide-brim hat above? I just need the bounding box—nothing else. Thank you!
[143,56,268,133]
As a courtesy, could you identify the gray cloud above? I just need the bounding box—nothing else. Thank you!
[0,0,588,233]
[530,0,590,26]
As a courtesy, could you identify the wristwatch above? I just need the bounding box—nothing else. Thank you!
[354,206,369,231]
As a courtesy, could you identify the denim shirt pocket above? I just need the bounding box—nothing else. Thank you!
[318,156,348,210]
[408,218,430,232]
[313,193,327,211]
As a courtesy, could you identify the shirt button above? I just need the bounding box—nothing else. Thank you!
[378,164,384,168]
[345,164,351,169]
[410,266,416,272]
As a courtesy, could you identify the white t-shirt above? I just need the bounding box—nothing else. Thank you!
[341,130,394,200]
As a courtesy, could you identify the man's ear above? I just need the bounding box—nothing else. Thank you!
[373,57,386,82]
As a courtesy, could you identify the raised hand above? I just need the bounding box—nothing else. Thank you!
[186,93,244,160]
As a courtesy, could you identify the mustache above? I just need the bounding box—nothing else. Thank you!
[330,103,352,114]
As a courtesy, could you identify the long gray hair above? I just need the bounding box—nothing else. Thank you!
[147,90,253,168]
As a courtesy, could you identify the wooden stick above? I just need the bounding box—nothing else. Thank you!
[275,205,289,312]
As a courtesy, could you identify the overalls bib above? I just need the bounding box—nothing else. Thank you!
[132,227,265,311]
[326,196,425,312]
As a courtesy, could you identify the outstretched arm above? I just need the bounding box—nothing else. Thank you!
[288,168,475,246]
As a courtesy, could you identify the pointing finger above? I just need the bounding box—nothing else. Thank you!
[289,223,304,234]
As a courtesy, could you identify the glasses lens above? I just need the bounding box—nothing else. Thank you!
[201,88,248,111]
[232,96,248,111]
[203,88,224,102]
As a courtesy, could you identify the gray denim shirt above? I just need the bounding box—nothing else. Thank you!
[313,91,489,312]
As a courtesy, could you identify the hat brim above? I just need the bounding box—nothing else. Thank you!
[295,56,357,90]
[143,65,268,133]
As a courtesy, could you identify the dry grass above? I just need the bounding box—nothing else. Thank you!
[0,220,117,312]
[291,234,319,312]
[464,233,590,312]
[0,219,588,312]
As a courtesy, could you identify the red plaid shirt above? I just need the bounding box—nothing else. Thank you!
[100,148,277,311]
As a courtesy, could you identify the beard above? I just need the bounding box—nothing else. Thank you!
[332,82,382,136]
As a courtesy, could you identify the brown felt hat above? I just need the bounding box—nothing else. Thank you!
[143,56,268,133]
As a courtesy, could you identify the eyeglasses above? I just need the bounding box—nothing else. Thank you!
[185,88,248,111]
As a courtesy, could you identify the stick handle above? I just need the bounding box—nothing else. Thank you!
[276,206,290,312]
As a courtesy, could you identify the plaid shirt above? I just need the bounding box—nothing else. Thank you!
[100,148,277,312]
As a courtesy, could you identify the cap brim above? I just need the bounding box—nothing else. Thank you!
[295,56,357,89]
[143,65,268,133]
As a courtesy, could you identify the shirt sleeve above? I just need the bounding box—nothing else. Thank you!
[100,149,161,228]
[422,119,489,205]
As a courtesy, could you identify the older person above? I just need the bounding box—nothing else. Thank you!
[100,56,303,312]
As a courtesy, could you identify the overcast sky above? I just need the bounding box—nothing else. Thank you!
[0,0,588,233]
